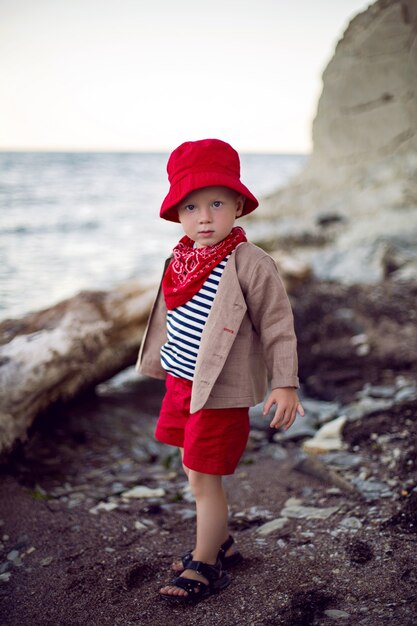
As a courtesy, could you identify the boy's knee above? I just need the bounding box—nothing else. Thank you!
[188,470,221,497]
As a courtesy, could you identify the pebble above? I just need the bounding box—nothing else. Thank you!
[395,385,417,403]
[299,398,340,424]
[89,501,119,514]
[0,572,11,582]
[343,397,394,421]
[281,497,340,520]
[256,517,289,535]
[177,508,196,521]
[358,384,396,399]
[339,516,363,530]
[321,451,362,469]
[324,609,351,619]
[351,477,392,500]
[7,550,20,562]
[121,486,165,499]
[234,506,274,523]
[278,414,317,441]
[262,443,288,460]
[302,416,347,454]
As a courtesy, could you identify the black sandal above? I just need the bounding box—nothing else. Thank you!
[174,535,243,572]
[160,559,231,604]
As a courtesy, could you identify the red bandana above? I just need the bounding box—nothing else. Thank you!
[162,227,247,310]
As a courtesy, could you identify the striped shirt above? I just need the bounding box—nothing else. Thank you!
[160,255,230,380]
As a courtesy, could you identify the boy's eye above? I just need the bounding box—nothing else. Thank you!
[184,204,196,212]
[212,201,222,208]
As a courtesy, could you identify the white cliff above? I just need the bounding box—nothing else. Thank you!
[255,0,417,283]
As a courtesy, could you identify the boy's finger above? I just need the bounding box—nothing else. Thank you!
[263,399,275,415]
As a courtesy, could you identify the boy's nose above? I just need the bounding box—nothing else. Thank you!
[198,207,212,222]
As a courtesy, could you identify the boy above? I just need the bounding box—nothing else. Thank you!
[137,138,304,604]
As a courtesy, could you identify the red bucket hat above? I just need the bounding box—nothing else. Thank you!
[160,138,259,222]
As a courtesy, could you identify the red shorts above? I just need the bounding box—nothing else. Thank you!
[155,374,250,475]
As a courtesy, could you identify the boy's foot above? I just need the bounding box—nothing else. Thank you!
[171,535,242,572]
[160,567,209,598]
[159,560,230,604]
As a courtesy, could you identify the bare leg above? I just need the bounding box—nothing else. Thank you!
[171,450,236,572]
[160,464,229,597]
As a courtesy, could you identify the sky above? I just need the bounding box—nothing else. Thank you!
[0,0,371,153]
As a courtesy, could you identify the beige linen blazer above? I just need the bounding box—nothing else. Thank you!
[136,242,299,413]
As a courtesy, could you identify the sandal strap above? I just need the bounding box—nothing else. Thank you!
[169,575,206,594]
[218,535,234,556]
[187,560,222,584]
[181,549,193,568]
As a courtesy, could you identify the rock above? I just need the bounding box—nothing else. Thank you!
[343,397,395,421]
[276,412,318,442]
[281,497,340,520]
[122,486,165,499]
[0,282,156,457]
[358,383,397,399]
[302,416,347,454]
[320,451,363,470]
[234,506,274,524]
[299,398,340,425]
[251,0,417,285]
[395,385,417,403]
[351,477,393,500]
[261,444,288,461]
[256,517,289,536]
[89,501,119,514]
[339,517,363,531]
[324,609,351,619]
[249,403,268,430]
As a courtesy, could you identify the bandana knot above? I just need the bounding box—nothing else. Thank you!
[162,227,247,309]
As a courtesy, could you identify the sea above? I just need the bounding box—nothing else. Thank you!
[0,152,306,321]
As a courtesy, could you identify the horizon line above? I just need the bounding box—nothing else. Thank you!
[0,146,309,156]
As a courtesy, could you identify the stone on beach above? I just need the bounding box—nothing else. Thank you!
[122,486,165,499]
[302,416,347,454]
[280,497,340,520]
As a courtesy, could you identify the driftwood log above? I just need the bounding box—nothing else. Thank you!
[0,281,156,457]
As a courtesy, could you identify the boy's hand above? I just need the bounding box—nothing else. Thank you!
[263,387,304,431]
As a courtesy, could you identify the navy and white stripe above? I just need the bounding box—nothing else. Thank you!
[160,255,230,380]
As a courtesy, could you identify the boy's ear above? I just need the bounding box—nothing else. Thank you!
[236,195,245,217]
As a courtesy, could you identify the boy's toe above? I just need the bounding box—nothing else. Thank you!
[160,584,188,597]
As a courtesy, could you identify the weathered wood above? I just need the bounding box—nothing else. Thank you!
[0,281,157,456]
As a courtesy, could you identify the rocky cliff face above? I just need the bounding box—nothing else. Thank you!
[254,0,417,284]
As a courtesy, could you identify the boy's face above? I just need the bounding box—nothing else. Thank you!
[177,186,244,248]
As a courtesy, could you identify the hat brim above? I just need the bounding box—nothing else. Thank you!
[160,171,259,222]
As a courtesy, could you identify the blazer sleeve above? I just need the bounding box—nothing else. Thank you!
[242,254,299,389]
